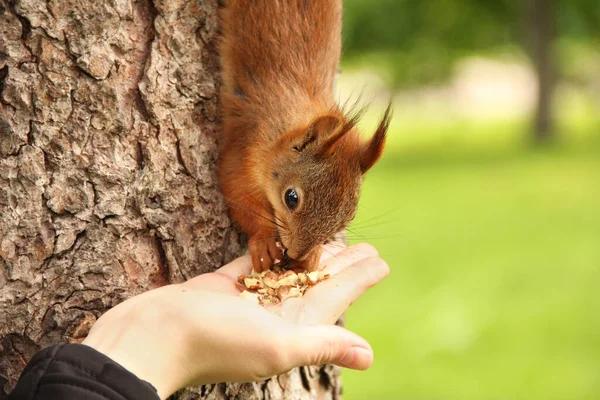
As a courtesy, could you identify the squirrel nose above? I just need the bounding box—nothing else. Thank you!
[286,249,300,260]
[289,247,311,261]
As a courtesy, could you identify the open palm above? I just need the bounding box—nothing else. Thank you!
[182,242,388,325]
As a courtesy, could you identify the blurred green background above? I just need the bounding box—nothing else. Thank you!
[339,1,600,399]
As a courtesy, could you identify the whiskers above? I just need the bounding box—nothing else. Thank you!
[223,195,290,235]
[344,207,405,242]
[320,243,340,260]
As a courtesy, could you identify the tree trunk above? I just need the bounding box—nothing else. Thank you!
[0,0,342,398]
[525,0,556,142]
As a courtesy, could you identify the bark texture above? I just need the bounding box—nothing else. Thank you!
[0,0,342,398]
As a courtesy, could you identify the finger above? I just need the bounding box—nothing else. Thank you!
[214,254,253,280]
[318,240,346,264]
[284,325,373,371]
[302,256,389,324]
[321,243,379,276]
[182,272,240,295]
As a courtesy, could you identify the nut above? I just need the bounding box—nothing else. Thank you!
[239,290,260,304]
[262,271,280,288]
[307,271,319,284]
[278,270,299,286]
[244,277,263,290]
[251,269,268,279]
[298,272,307,284]
[278,286,301,301]
[239,266,330,306]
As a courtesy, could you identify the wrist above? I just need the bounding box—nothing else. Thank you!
[82,297,193,399]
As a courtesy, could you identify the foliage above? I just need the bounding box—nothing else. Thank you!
[342,0,600,88]
[342,112,600,399]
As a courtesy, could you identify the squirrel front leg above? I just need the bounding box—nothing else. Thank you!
[225,197,285,272]
[248,230,285,272]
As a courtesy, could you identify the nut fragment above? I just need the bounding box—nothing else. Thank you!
[278,270,299,286]
[278,286,301,301]
[239,290,260,304]
[307,271,319,284]
[262,271,279,288]
[239,267,330,306]
[244,277,263,290]
[252,269,268,279]
[298,273,307,284]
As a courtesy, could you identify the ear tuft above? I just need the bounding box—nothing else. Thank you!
[360,103,392,173]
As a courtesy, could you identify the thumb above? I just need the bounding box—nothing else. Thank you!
[287,325,374,370]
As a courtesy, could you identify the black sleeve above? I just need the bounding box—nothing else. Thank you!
[8,344,160,400]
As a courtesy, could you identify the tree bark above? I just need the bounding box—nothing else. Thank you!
[525,0,556,142]
[0,0,342,398]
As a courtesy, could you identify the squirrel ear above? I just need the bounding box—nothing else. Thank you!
[293,114,342,152]
[359,104,392,174]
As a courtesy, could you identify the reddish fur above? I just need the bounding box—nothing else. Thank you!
[218,0,391,272]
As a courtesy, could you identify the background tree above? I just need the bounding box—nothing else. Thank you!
[342,0,599,142]
[0,0,342,398]
[524,0,556,141]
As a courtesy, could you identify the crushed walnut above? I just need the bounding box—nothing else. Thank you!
[237,264,330,306]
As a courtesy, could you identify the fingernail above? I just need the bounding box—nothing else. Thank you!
[339,346,373,370]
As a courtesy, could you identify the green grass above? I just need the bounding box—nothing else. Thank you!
[343,115,600,400]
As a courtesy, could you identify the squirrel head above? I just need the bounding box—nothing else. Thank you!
[265,105,392,261]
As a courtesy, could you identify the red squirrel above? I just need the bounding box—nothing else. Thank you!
[218,0,391,272]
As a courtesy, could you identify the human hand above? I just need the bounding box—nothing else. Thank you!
[83,243,388,399]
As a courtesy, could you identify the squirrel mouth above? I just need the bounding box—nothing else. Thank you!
[274,231,290,264]
[275,240,288,257]
[274,244,291,268]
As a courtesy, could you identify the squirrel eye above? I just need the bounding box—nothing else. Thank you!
[284,188,299,210]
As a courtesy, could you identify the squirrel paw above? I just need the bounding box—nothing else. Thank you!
[249,232,285,272]
[288,247,322,272]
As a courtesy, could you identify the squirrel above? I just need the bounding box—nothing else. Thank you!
[217,0,392,273]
